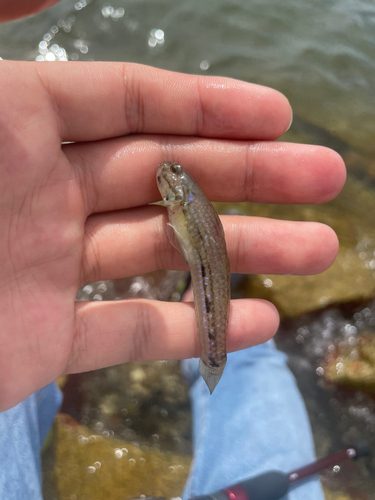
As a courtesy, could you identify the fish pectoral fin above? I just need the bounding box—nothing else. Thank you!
[166,223,188,262]
[166,223,180,251]
[199,359,226,394]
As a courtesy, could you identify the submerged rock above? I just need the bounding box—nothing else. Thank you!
[276,300,375,499]
[217,155,375,318]
[322,489,353,500]
[53,413,191,500]
[324,331,375,395]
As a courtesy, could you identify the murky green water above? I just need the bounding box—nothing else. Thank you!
[1,0,375,157]
[1,1,375,499]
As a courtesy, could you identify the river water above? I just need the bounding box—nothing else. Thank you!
[1,1,375,499]
[1,0,375,158]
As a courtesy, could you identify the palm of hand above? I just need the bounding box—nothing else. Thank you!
[0,61,345,410]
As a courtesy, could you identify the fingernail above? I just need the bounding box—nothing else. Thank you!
[286,108,293,131]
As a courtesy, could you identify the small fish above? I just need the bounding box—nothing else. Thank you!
[156,161,230,393]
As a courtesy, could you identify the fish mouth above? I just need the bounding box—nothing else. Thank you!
[156,162,180,195]
[156,164,177,205]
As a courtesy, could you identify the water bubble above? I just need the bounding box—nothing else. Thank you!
[94,421,104,431]
[200,60,210,70]
[316,366,324,376]
[56,49,66,59]
[102,5,114,18]
[263,278,273,288]
[74,39,85,49]
[148,28,165,48]
[129,277,146,295]
[113,8,125,19]
[148,37,158,48]
[296,334,305,344]
[332,465,340,473]
[93,294,102,300]
[87,465,96,473]
[344,324,357,334]
[77,435,89,445]
[154,29,164,41]
[94,461,101,469]
[171,291,181,301]
[75,0,87,10]
[114,448,123,458]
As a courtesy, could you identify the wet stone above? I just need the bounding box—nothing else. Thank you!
[50,414,191,500]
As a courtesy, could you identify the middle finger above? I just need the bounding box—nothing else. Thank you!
[80,205,338,285]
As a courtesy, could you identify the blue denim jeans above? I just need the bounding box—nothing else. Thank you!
[0,341,323,500]
[181,340,324,500]
[0,382,62,500]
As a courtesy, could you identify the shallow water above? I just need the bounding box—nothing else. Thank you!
[277,300,375,499]
[1,0,375,499]
[1,0,375,157]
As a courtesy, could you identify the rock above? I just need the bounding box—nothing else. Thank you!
[216,150,375,318]
[322,488,354,500]
[276,301,375,499]
[323,331,375,395]
[53,413,191,500]
[62,360,192,456]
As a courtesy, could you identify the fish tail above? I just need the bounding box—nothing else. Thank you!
[199,358,226,394]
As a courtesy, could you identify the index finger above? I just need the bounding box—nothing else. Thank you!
[15,61,292,142]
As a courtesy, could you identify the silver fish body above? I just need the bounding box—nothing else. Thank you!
[156,161,230,393]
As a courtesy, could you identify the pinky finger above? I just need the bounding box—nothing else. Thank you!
[69,298,279,373]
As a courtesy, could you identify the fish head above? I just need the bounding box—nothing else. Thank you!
[156,161,194,206]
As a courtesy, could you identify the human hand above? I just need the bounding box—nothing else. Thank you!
[0,0,61,22]
[0,61,345,410]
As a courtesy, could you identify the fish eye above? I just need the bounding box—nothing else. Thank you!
[170,164,182,175]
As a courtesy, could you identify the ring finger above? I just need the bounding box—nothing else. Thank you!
[80,205,338,285]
